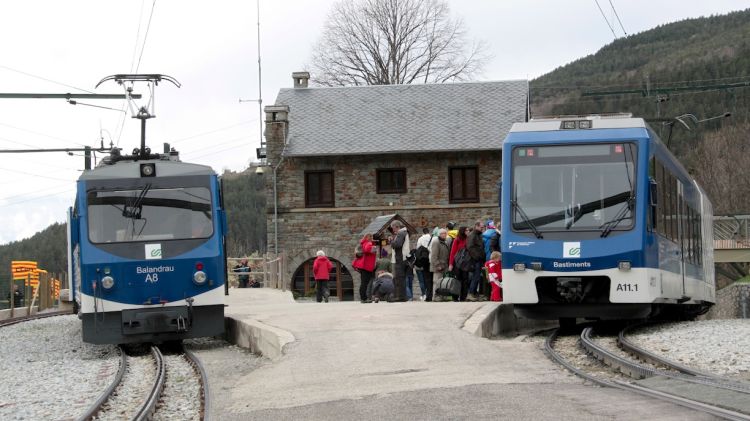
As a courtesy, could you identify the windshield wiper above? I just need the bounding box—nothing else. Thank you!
[512,199,543,239]
[600,196,634,238]
[123,183,151,219]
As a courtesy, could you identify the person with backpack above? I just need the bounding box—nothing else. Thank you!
[353,233,377,303]
[483,219,501,262]
[313,250,333,303]
[414,227,432,301]
[448,226,470,301]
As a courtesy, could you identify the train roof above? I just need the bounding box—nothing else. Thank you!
[510,114,647,133]
[78,158,215,181]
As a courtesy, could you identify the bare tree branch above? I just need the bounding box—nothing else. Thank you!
[309,0,487,86]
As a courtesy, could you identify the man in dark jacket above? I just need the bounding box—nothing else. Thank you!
[233,258,251,288]
[389,221,410,302]
[466,220,486,301]
[8,284,23,307]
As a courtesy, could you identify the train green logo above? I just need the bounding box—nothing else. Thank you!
[145,244,162,260]
[563,242,581,258]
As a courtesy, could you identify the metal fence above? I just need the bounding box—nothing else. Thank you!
[2,271,65,313]
[226,254,286,291]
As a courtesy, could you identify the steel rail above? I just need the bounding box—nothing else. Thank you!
[0,310,72,328]
[618,324,750,392]
[132,346,167,421]
[76,349,128,421]
[618,323,715,377]
[184,347,211,421]
[546,327,750,421]
[580,326,750,420]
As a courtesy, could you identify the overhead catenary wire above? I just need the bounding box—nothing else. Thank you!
[135,0,157,74]
[593,0,618,38]
[169,119,256,144]
[1,188,74,207]
[0,121,84,147]
[608,0,628,36]
[0,65,95,94]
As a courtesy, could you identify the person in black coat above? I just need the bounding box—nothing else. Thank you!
[8,284,23,307]
[466,220,487,301]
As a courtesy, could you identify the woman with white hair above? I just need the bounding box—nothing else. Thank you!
[428,229,450,302]
[313,250,333,303]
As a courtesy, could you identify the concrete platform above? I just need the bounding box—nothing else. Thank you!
[221,289,715,419]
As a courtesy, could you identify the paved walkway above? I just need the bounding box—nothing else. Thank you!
[220,289,713,420]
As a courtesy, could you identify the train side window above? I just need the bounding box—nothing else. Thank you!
[655,162,666,236]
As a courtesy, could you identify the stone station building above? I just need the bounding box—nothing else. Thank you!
[264,72,527,300]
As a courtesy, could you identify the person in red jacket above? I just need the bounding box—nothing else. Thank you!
[448,226,469,301]
[313,250,333,303]
[485,251,502,302]
[353,233,377,303]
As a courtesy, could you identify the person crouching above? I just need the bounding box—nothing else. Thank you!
[371,270,395,303]
[313,250,333,303]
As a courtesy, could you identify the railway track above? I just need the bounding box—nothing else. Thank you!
[79,344,209,421]
[545,324,750,421]
[0,309,72,328]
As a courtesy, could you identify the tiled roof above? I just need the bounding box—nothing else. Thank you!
[272,80,528,157]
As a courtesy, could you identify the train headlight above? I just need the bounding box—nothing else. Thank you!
[140,163,156,177]
[513,263,526,272]
[531,262,543,271]
[102,276,115,289]
[193,270,207,285]
[618,261,632,271]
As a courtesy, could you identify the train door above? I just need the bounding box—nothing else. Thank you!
[677,184,686,298]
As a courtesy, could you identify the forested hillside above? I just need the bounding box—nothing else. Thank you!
[530,8,750,215]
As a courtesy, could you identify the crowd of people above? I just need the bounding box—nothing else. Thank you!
[344,219,503,303]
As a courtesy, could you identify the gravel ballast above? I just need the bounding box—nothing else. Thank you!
[0,315,119,420]
[628,319,750,379]
[152,354,201,421]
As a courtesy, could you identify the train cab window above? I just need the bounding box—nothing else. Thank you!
[511,143,636,233]
[87,186,213,243]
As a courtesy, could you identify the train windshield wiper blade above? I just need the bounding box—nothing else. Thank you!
[600,195,634,238]
[123,183,151,219]
[512,199,543,239]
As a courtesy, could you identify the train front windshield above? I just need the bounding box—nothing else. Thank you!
[512,143,636,233]
[87,186,213,243]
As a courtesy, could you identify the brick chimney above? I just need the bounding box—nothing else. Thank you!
[292,71,310,89]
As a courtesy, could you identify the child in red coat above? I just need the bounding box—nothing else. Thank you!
[313,250,333,303]
[484,251,502,302]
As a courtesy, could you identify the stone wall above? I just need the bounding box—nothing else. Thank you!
[702,282,750,319]
[264,113,502,295]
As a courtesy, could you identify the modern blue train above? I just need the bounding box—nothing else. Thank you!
[500,114,715,323]
[68,147,227,344]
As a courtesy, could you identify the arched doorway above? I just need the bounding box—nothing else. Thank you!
[292,258,354,301]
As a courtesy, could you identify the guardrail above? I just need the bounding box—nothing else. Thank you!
[226,254,286,291]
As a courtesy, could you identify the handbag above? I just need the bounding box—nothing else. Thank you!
[437,271,461,296]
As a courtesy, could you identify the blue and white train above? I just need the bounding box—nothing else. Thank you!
[68,148,227,344]
[500,114,715,322]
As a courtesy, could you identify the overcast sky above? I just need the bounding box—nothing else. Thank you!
[0,0,747,245]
